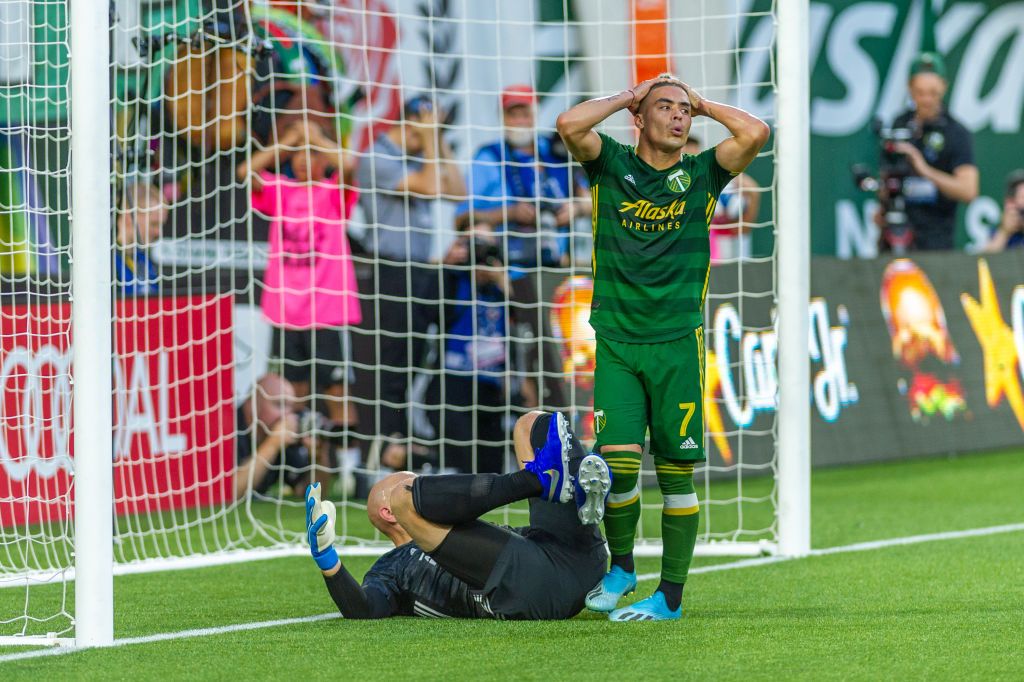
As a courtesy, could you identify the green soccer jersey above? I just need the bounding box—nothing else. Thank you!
[581,132,736,343]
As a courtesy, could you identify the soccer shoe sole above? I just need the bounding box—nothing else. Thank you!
[608,607,681,622]
[576,454,611,525]
[552,412,575,503]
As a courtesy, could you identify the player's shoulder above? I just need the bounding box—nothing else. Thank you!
[370,542,421,572]
[596,132,632,158]
[685,146,716,172]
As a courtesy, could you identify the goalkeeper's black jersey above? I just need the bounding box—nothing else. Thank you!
[362,542,500,619]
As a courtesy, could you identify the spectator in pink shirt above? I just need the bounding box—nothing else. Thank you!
[238,120,361,453]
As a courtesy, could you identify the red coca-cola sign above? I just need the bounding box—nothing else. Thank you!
[0,295,235,527]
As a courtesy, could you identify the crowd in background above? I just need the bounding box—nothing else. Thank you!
[108,24,1024,501]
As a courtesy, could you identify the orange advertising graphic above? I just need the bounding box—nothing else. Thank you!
[631,0,671,84]
[880,259,966,423]
[551,276,598,441]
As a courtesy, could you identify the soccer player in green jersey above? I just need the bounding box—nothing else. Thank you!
[555,74,769,621]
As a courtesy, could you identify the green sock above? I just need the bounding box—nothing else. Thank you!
[601,450,643,562]
[654,457,699,584]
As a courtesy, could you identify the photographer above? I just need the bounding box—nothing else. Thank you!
[418,235,529,474]
[234,373,333,499]
[453,86,575,413]
[358,96,466,466]
[983,170,1024,252]
[455,85,589,267]
[875,53,978,252]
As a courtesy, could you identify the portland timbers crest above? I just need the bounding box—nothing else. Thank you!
[594,409,606,434]
[666,168,691,193]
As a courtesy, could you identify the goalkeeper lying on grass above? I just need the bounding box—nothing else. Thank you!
[305,411,611,620]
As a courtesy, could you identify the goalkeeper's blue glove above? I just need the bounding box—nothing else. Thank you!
[305,483,339,571]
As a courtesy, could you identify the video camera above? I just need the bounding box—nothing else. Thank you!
[455,238,504,267]
[851,119,917,254]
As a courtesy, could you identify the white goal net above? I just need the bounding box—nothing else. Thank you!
[0,0,786,643]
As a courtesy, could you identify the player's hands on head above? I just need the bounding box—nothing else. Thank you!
[626,76,667,115]
[681,82,706,116]
[305,483,340,571]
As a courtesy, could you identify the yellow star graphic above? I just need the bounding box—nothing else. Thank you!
[960,259,1024,431]
[704,349,734,465]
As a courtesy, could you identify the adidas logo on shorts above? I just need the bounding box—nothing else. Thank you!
[679,437,698,450]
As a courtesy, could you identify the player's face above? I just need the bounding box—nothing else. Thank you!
[909,73,947,122]
[638,86,691,153]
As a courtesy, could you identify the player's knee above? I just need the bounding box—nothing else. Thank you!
[513,411,546,448]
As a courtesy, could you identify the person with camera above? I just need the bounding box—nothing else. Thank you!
[358,95,466,468]
[416,234,526,474]
[983,170,1024,252]
[234,373,334,499]
[456,85,589,268]
[454,86,576,414]
[876,53,978,252]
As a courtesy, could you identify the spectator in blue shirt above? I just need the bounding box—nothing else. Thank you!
[451,86,580,414]
[456,85,589,268]
[114,181,166,296]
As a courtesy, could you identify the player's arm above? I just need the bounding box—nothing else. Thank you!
[306,484,393,619]
[688,89,770,173]
[556,77,679,162]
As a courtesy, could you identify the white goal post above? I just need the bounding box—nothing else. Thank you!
[0,0,809,647]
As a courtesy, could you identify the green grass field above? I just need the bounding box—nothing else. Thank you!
[2,448,1023,680]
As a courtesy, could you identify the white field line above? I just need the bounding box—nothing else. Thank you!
[0,613,341,664]
[2,522,1023,665]
[636,522,1024,582]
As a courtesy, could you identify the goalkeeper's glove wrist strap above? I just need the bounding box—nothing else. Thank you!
[313,545,339,571]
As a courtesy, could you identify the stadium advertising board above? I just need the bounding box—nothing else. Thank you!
[0,295,234,527]
[803,250,1024,465]
[548,250,1024,469]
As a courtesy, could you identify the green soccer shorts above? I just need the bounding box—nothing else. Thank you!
[593,328,706,462]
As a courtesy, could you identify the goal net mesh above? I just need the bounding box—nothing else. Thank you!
[0,0,777,639]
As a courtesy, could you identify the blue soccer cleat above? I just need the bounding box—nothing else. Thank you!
[609,591,682,622]
[574,454,611,525]
[584,565,638,612]
[524,411,573,503]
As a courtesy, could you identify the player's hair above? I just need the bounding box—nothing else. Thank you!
[637,72,689,111]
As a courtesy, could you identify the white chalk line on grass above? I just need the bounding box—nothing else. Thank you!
[3,521,1023,665]
[636,522,1024,582]
[0,613,342,664]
